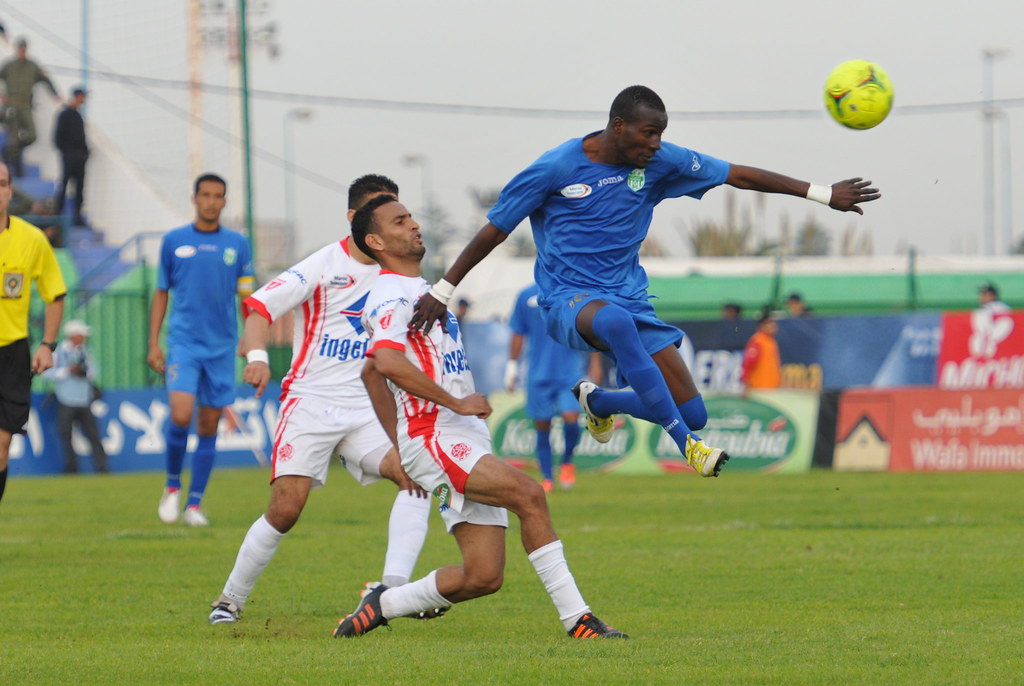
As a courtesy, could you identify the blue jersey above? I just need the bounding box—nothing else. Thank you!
[488,135,730,303]
[509,283,585,386]
[156,224,254,356]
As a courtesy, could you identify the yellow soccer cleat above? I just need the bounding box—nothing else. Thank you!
[685,435,729,478]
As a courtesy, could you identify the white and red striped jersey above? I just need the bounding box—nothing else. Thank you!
[245,239,379,404]
[363,271,478,437]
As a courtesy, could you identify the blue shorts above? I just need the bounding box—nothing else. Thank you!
[165,345,236,408]
[540,289,683,362]
[525,379,580,420]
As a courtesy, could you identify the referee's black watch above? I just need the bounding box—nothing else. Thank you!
[41,341,57,352]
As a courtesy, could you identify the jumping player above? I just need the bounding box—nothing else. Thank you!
[333,195,623,640]
[411,85,880,477]
[208,175,436,624]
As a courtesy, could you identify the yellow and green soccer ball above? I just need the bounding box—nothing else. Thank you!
[824,60,894,129]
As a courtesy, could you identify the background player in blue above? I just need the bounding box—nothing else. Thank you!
[412,85,880,478]
[148,173,254,526]
[506,283,601,492]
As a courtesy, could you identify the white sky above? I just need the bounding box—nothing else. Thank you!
[6,0,1024,261]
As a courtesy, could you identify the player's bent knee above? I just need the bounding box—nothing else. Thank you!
[680,396,708,430]
[461,569,504,598]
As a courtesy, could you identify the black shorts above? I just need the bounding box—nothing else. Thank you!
[0,338,32,434]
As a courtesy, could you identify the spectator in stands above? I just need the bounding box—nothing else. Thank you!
[786,292,813,318]
[455,297,471,323]
[721,302,742,320]
[977,282,1009,313]
[740,306,782,391]
[54,87,88,227]
[0,38,60,177]
[43,319,108,474]
[0,160,66,505]
[31,198,61,247]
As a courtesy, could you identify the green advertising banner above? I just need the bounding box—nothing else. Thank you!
[487,390,818,475]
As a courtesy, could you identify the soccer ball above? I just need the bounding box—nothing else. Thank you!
[823,60,894,130]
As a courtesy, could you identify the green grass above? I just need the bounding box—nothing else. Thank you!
[2,466,1022,685]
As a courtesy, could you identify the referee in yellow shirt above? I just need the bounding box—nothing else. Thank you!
[0,160,66,504]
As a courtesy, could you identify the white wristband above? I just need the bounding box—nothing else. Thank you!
[246,349,269,365]
[429,278,456,306]
[806,183,832,205]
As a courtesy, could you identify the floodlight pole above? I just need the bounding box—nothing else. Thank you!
[238,0,255,263]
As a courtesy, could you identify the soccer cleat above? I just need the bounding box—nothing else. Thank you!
[572,380,614,444]
[684,435,730,478]
[208,600,239,624]
[558,463,576,490]
[412,607,447,620]
[158,487,181,524]
[183,505,210,527]
[541,479,553,493]
[567,613,628,639]
[334,583,389,637]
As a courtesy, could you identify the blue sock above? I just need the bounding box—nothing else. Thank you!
[186,434,217,508]
[165,423,189,491]
[589,305,695,451]
[562,420,580,464]
[535,428,553,480]
[679,394,708,431]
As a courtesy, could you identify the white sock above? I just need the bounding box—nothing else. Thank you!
[379,569,450,619]
[381,490,431,587]
[220,514,285,610]
[527,539,590,631]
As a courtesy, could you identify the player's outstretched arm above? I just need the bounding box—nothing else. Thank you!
[726,164,880,214]
[410,223,508,333]
[373,348,492,418]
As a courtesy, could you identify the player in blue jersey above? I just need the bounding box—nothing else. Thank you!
[506,283,601,491]
[148,173,254,526]
[412,85,880,478]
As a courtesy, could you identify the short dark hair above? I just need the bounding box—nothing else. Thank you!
[348,174,399,210]
[350,193,398,260]
[194,173,227,195]
[979,282,999,297]
[609,85,666,123]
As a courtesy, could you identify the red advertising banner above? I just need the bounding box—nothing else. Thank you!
[937,310,1024,389]
[835,388,1024,472]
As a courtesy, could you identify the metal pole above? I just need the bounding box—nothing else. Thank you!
[80,0,89,93]
[238,0,255,263]
[997,111,1014,255]
[982,50,995,257]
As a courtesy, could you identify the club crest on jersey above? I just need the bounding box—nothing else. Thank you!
[450,443,471,461]
[627,168,645,192]
[3,272,24,298]
[223,248,237,266]
[560,183,592,198]
[380,311,394,329]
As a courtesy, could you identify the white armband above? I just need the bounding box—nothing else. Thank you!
[806,183,833,205]
[428,278,456,306]
[246,349,269,365]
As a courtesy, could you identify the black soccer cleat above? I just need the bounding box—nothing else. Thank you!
[333,583,390,638]
[567,613,628,639]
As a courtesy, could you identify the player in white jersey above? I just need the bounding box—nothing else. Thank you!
[209,175,436,624]
[333,195,624,640]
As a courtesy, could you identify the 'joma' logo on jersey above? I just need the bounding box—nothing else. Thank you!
[597,175,624,187]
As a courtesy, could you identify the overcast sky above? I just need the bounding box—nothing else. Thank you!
[7,0,1024,261]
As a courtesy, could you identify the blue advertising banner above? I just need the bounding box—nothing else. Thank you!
[8,383,283,476]
[675,313,942,392]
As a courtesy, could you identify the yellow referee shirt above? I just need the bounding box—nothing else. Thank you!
[0,216,67,346]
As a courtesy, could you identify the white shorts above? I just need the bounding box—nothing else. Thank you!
[399,418,509,533]
[271,396,391,489]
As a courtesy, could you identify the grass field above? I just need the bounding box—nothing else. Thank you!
[2,465,1022,685]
